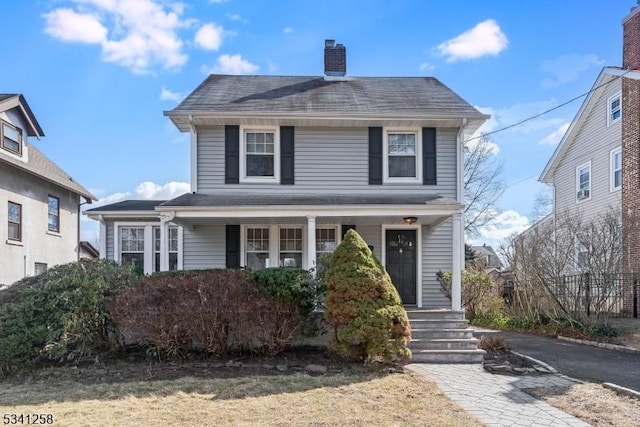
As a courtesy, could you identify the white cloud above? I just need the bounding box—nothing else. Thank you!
[160,86,184,103]
[43,0,199,73]
[43,8,107,44]
[540,123,570,146]
[228,14,248,24]
[540,54,603,89]
[470,210,531,248]
[206,54,259,75]
[194,22,224,51]
[419,62,434,72]
[267,60,278,73]
[436,19,508,62]
[283,26,293,34]
[474,99,566,140]
[93,181,190,207]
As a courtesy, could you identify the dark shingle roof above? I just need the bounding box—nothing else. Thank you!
[85,200,166,212]
[166,75,487,118]
[158,193,457,207]
[0,94,44,137]
[0,144,96,201]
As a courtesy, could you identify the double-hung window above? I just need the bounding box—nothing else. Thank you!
[8,202,21,241]
[47,195,59,232]
[246,227,270,269]
[576,162,591,202]
[576,240,589,271]
[120,227,145,272]
[1,121,22,155]
[153,226,179,272]
[610,148,622,191]
[279,227,303,267]
[608,92,621,126]
[242,128,279,182]
[384,130,420,182]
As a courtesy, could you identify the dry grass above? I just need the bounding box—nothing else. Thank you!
[526,383,640,427]
[0,370,480,427]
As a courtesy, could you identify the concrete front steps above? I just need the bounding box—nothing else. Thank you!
[406,309,485,363]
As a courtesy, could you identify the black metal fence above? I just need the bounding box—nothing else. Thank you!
[549,273,638,318]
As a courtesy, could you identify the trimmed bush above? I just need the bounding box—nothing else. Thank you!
[250,267,325,317]
[0,260,138,375]
[109,270,302,358]
[324,230,411,362]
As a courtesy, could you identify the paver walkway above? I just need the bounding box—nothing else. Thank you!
[407,363,590,427]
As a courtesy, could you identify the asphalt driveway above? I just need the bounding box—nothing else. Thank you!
[473,329,640,392]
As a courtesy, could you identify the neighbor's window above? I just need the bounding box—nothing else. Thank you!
[576,241,589,271]
[246,227,270,269]
[611,147,622,191]
[34,262,47,276]
[385,131,419,181]
[608,92,621,126]
[120,227,145,271]
[576,162,591,201]
[245,130,276,178]
[279,227,303,267]
[8,201,21,241]
[47,195,59,232]
[1,121,22,154]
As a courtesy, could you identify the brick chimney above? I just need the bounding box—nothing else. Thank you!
[324,39,346,79]
[622,2,640,277]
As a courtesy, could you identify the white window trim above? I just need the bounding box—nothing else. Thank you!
[610,147,622,192]
[383,128,422,184]
[607,91,622,126]
[152,225,182,272]
[575,240,589,272]
[380,224,423,308]
[315,225,341,256]
[575,161,592,203]
[278,226,306,268]
[113,222,182,275]
[239,126,280,184]
[1,119,23,156]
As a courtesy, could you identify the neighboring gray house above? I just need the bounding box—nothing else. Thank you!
[470,244,503,271]
[86,40,488,310]
[0,94,96,285]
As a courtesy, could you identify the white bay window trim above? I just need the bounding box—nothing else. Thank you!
[383,128,422,184]
[113,222,182,275]
[239,126,280,183]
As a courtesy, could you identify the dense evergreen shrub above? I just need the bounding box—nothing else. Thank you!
[109,270,302,358]
[0,260,138,375]
[324,230,411,362]
[250,267,325,317]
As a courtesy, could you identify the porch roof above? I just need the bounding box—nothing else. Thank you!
[157,193,458,208]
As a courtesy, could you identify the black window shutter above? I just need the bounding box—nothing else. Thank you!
[225,125,240,184]
[368,127,383,185]
[225,225,241,269]
[280,126,295,185]
[342,225,356,238]
[423,127,437,185]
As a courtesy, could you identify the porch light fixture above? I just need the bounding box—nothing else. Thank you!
[403,216,418,225]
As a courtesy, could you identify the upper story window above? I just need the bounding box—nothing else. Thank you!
[8,201,21,241]
[610,147,622,192]
[576,162,591,202]
[608,92,621,126]
[47,195,60,232]
[1,120,22,155]
[384,130,421,183]
[241,128,280,183]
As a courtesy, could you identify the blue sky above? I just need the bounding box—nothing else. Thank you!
[0,0,631,247]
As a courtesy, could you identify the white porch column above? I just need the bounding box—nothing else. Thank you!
[307,215,317,275]
[159,213,175,272]
[451,213,462,312]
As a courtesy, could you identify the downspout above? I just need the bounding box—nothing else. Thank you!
[189,114,198,194]
[77,199,90,261]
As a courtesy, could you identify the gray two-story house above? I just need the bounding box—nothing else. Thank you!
[0,94,96,286]
[86,40,487,311]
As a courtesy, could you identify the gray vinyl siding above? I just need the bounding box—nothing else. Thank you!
[196,126,458,199]
[182,225,226,270]
[553,80,622,221]
[106,222,114,260]
[357,225,382,260]
[422,221,453,309]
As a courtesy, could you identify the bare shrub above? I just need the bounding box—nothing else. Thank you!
[109,270,302,358]
[478,335,511,353]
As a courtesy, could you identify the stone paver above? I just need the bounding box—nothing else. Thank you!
[407,363,590,427]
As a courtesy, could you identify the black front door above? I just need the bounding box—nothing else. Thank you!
[385,229,417,305]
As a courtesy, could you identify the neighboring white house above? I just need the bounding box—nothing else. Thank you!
[86,40,488,311]
[0,94,96,286]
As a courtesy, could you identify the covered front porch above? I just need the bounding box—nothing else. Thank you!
[156,192,464,310]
